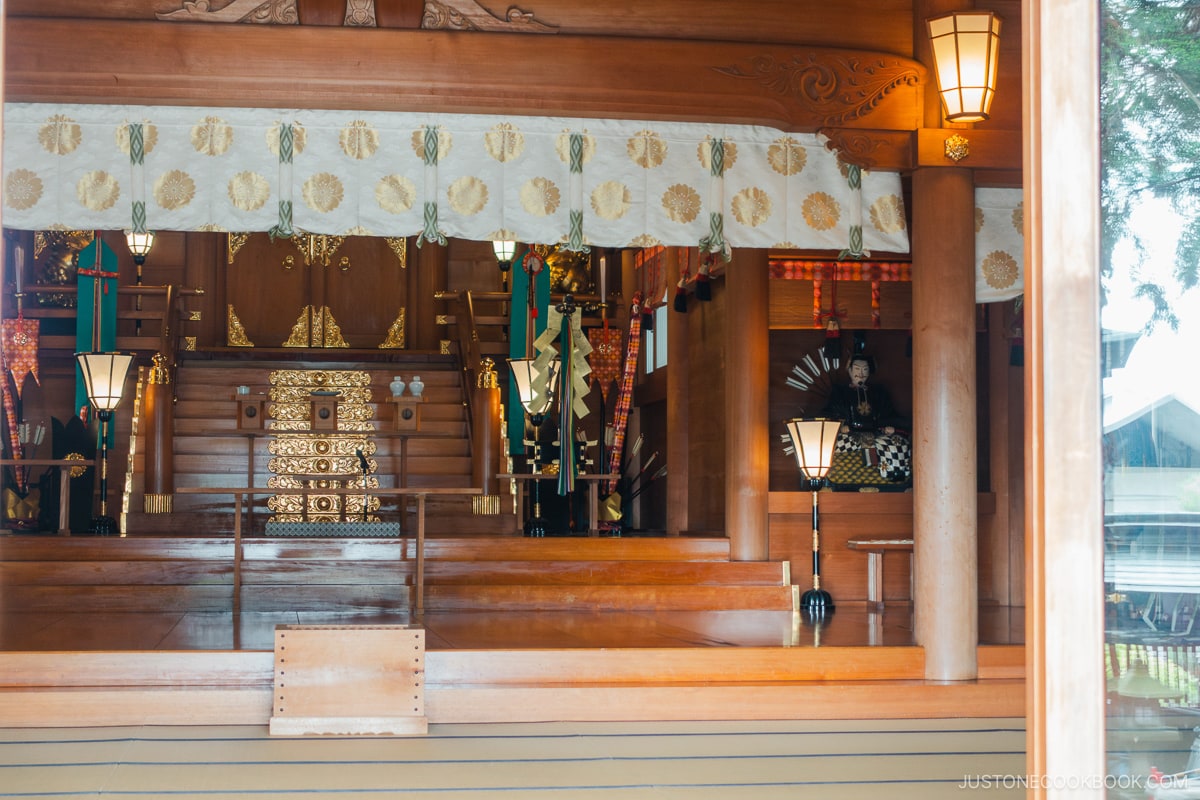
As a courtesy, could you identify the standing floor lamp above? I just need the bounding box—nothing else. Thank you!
[785,418,841,616]
[508,356,560,537]
[76,351,134,535]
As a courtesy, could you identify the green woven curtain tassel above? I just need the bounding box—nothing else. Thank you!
[128,123,148,236]
[417,125,447,247]
[837,163,868,260]
[565,133,589,253]
[697,139,731,260]
[269,123,295,240]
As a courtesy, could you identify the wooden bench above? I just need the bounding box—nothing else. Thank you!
[846,538,914,608]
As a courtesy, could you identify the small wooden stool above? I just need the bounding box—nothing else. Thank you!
[846,538,914,608]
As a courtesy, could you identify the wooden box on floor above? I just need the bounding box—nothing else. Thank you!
[269,624,427,736]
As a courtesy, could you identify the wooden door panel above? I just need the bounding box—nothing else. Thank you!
[224,234,310,348]
[224,234,407,349]
[320,237,408,349]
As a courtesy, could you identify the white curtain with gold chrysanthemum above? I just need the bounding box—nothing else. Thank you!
[2,103,912,253]
[975,187,1025,303]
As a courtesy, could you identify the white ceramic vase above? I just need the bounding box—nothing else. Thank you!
[409,375,425,398]
[389,376,406,397]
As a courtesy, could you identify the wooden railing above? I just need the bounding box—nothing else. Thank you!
[175,486,481,615]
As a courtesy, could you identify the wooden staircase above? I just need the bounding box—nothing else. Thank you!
[124,356,513,535]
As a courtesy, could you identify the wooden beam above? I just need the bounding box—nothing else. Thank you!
[4,19,926,132]
[916,127,1022,170]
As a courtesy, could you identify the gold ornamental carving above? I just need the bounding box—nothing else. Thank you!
[227,232,249,264]
[385,237,408,268]
[282,306,349,348]
[378,308,407,349]
[422,0,558,33]
[713,53,922,126]
[268,370,371,389]
[158,0,298,24]
[266,369,381,522]
[183,336,197,351]
[290,233,348,269]
[148,353,171,385]
[944,133,970,163]
[227,304,254,347]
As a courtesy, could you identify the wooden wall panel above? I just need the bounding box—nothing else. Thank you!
[4,20,925,133]
[686,281,727,533]
[768,279,913,331]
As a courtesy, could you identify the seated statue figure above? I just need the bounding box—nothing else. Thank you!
[820,353,912,485]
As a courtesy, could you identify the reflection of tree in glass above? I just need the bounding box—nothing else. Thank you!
[1102,0,1200,327]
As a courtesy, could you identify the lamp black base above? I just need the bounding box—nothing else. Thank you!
[524,517,548,538]
[87,515,119,536]
[800,588,834,614]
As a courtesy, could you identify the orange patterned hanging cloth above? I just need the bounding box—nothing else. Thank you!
[1,317,40,397]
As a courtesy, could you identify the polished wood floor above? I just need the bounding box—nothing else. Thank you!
[0,605,1024,652]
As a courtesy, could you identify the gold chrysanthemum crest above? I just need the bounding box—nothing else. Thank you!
[302,173,345,213]
[191,116,234,156]
[448,176,488,215]
[228,172,271,211]
[661,184,701,224]
[39,115,82,156]
[591,181,632,220]
[869,195,906,234]
[154,170,196,210]
[519,177,560,217]
[5,169,44,211]
[376,175,417,214]
[802,191,840,231]
[76,170,120,211]
[485,123,525,163]
[340,120,379,160]
[767,137,808,176]
[627,130,667,169]
[982,250,1019,289]
[732,187,772,227]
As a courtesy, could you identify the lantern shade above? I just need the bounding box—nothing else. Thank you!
[492,240,516,262]
[508,357,559,419]
[927,12,1002,123]
[785,418,840,482]
[124,230,156,259]
[76,352,134,412]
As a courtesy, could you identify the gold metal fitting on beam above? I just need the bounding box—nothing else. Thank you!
[944,133,970,162]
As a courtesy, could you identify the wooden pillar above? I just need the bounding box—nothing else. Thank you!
[911,167,978,680]
[471,359,502,516]
[142,355,175,514]
[411,238,447,352]
[724,248,769,561]
[666,248,690,537]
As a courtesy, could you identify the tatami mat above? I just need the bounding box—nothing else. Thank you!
[0,718,1026,798]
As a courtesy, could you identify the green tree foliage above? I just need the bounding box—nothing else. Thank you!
[1102,0,1200,327]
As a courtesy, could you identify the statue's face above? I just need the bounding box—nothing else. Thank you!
[849,360,870,387]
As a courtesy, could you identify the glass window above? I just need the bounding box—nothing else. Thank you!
[1102,0,1200,788]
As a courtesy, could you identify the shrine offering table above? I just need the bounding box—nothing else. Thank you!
[1,458,97,535]
[498,473,619,536]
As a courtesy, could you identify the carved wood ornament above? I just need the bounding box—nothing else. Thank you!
[714,53,923,126]
[156,0,556,31]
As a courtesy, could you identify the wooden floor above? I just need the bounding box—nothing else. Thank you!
[0,605,1024,652]
[0,604,1026,728]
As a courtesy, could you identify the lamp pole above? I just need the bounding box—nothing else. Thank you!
[785,417,840,617]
